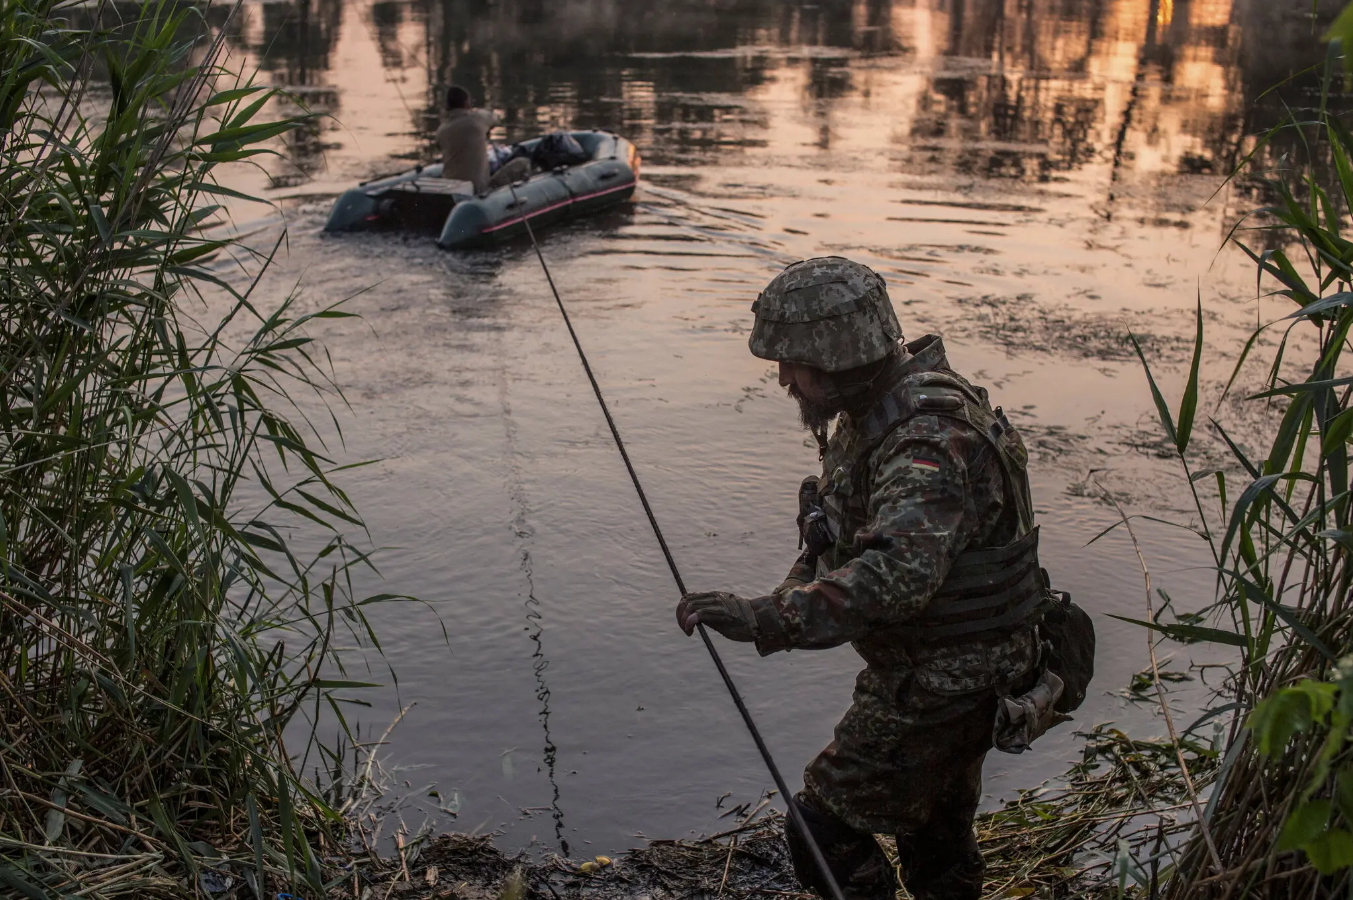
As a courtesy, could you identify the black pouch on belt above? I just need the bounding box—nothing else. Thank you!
[1039,578,1096,714]
[993,572,1095,754]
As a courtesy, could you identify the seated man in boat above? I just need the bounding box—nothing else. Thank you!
[436,85,530,194]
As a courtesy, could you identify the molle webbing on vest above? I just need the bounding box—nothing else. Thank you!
[819,363,1047,646]
[900,527,1045,645]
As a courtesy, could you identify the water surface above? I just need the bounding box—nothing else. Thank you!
[215,0,1339,855]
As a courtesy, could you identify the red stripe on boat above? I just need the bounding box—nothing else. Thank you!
[481,180,635,233]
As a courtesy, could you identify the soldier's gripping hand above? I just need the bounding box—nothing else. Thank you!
[676,591,757,642]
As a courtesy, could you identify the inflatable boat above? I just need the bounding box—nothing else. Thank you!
[323,130,639,250]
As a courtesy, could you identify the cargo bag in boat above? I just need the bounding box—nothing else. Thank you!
[529,132,591,170]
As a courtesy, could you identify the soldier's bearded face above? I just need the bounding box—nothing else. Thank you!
[779,361,840,431]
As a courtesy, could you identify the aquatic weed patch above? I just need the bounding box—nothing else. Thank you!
[949,294,1195,364]
[974,727,1218,900]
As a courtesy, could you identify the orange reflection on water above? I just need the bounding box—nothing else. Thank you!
[220,0,1333,198]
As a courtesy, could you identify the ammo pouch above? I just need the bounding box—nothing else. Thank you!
[993,666,1069,753]
[899,526,1045,647]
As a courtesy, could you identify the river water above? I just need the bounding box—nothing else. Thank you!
[212,0,1339,857]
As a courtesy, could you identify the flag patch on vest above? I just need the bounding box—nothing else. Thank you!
[909,457,941,471]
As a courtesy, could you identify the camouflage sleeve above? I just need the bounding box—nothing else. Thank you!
[751,418,997,654]
[773,551,817,595]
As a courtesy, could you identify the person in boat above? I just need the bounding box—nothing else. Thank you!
[675,258,1076,900]
[436,85,530,194]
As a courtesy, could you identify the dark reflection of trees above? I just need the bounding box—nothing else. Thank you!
[64,1,240,71]
[220,0,1352,186]
[947,0,1004,60]
[223,0,346,178]
[906,0,1353,186]
[420,0,867,164]
[807,59,854,101]
[245,0,344,85]
[371,2,409,71]
[412,0,1319,176]
[1208,1,1353,246]
[1224,128,1353,256]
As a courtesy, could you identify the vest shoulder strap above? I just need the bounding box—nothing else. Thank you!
[854,371,984,446]
[851,369,1034,533]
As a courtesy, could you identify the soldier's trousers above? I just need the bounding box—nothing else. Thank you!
[784,664,1036,900]
[785,787,983,900]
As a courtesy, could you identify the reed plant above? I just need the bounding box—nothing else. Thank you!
[0,0,396,896]
[1114,38,1353,900]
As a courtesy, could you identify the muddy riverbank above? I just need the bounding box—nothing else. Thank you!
[7,0,1349,897]
[323,724,1200,900]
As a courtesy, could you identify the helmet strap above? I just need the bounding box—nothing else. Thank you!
[811,423,829,460]
[832,348,902,417]
[797,348,902,455]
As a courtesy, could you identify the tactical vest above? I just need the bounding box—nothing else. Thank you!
[814,367,1047,649]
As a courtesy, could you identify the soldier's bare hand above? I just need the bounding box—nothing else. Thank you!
[676,592,758,641]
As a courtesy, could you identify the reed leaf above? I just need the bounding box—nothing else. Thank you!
[1176,297,1204,454]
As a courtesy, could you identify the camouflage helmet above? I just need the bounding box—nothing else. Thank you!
[748,257,902,372]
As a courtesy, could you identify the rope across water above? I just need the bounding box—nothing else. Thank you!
[506,184,846,900]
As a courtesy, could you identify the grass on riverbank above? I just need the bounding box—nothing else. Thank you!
[0,1,398,896]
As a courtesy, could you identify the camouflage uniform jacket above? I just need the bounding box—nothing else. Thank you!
[749,334,1039,692]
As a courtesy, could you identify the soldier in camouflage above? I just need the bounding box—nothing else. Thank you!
[676,257,1049,900]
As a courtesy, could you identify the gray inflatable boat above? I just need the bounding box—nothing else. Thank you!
[323,130,639,249]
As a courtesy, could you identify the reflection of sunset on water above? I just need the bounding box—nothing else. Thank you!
[211,0,1341,856]
[223,0,1318,193]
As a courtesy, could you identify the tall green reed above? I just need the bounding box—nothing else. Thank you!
[1118,39,1353,899]
[0,1,398,896]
